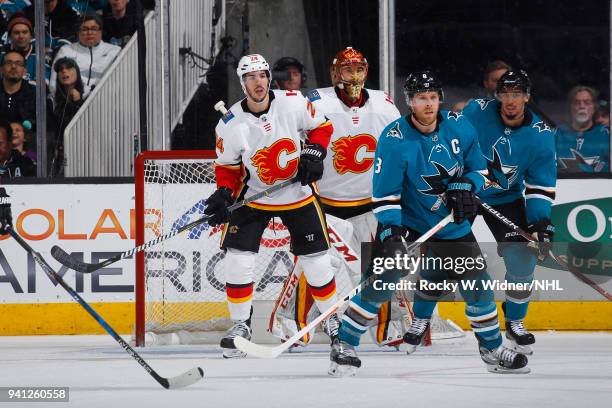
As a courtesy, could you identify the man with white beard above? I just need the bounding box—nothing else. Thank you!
[556,86,610,173]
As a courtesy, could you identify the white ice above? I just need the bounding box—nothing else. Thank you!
[0,332,610,408]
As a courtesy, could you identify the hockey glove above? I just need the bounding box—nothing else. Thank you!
[527,219,555,261]
[445,177,477,224]
[0,188,12,236]
[204,187,234,226]
[379,225,409,243]
[298,144,326,185]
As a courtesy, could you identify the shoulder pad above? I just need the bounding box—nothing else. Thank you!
[532,121,553,133]
[221,110,235,124]
[307,89,321,102]
[385,121,404,140]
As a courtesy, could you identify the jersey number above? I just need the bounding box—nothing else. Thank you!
[374,157,382,174]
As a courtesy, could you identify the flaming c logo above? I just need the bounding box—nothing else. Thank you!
[251,138,299,185]
[215,134,224,153]
[332,134,377,175]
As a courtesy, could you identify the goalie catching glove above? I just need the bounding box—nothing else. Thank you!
[204,187,235,226]
[298,144,326,185]
[527,219,555,261]
[0,188,12,236]
[445,177,477,224]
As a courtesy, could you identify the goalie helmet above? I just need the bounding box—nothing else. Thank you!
[332,47,368,99]
[496,69,531,96]
[236,54,272,96]
[403,70,444,106]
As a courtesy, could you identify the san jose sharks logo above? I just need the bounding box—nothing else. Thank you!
[483,136,519,190]
[533,121,552,133]
[475,98,493,111]
[419,144,461,210]
[386,122,403,139]
[558,149,604,173]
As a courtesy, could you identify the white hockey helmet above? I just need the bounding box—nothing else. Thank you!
[236,54,272,94]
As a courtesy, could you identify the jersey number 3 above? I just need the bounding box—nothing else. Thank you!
[374,157,382,173]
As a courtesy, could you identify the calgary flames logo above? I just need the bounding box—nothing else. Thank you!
[215,133,224,153]
[251,138,299,185]
[332,134,377,175]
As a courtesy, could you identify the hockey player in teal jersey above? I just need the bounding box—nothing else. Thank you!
[329,71,529,376]
[556,86,610,173]
[462,70,557,355]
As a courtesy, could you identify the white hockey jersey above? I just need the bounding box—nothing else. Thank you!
[307,87,401,207]
[214,89,332,210]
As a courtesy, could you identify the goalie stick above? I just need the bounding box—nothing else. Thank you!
[476,198,612,301]
[51,177,299,273]
[234,213,455,358]
[7,227,204,389]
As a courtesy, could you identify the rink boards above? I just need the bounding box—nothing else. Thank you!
[0,179,611,335]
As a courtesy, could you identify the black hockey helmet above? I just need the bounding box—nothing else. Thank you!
[496,69,531,96]
[272,57,307,87]
[403,70,444,105]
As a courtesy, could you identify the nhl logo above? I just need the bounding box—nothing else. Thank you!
[504,128,511,136]
[261,115,268,123]
[432,134,438,142]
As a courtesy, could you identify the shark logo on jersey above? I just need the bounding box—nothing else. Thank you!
[533,121,552,133]
[483,136,518,190]
[558,149,604,173]
[419,144,461,210]
[386,122,403,140]
[447,111,463,121]
[475,98,493,111]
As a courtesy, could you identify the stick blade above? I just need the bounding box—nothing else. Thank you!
[51,245,96,273]
[233,336,283,359]
[165,367,204,389]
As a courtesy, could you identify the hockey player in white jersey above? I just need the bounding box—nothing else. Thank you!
[204,54,341,358]
[270,47,406,351]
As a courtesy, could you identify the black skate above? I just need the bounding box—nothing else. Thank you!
[479,345,530,374]
[220,320,251,358]
[321,313,341,343]
[505,320,535,355]
[403,317,430,354]
[329,339,361,377]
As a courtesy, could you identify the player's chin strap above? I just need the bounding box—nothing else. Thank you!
[233,213,455,359]
[475,197,612,301]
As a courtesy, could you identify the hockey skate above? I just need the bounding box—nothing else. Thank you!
[402,317,430,354]
[220,320,251,358]
[329,339,361,377]
[505,320,535,355]
[479,345,530,374]
[321,313,341,343]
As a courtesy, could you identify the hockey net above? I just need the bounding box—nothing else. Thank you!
[134,150,464,347]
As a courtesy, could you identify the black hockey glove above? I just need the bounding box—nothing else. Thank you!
[204,187,234,227]
[0,188,12,236]
[298,144,326,185]
[527,219,555,261]
[379,225,409,243]
[445,177,477,224]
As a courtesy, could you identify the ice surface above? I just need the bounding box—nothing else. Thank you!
[0,332,610,408]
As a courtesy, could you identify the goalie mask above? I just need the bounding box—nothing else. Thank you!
[236,54,272,102]
[403,70,444,108]
[332,47,368,100]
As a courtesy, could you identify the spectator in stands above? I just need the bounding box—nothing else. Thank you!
[10,121,36,162]
[272,57,306,90]
[1,0,29,21]
[50,14,121,97]
[0,13,51,82]
[25,0,80,42]
[482,59,510,98]
[0,50,36,124]
[595,99,610,127]
[68,0,107,15]
[52,57,84,133]
[555,85,610,173]
[0,121,36,178]
[102,0,138,47]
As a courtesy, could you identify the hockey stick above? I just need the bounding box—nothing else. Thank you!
[476,198,612,301]
[51,177,299,273]
[234,213,454,358]
[7,227,204,389]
